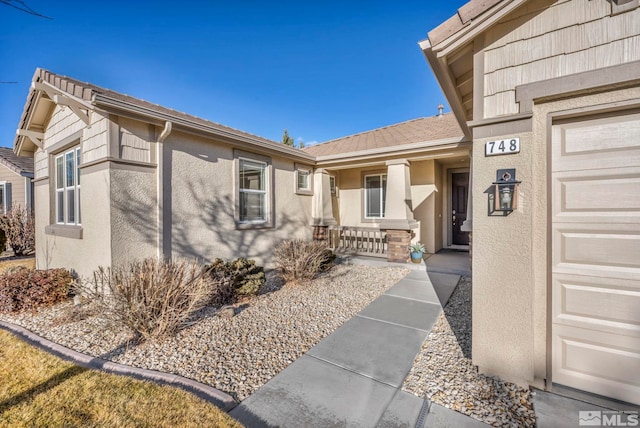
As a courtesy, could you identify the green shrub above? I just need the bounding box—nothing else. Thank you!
[207,258,265,304]
[79,258,214,340]
[0,268,73,313]
[0,206,35,256]
[274,240,335,283]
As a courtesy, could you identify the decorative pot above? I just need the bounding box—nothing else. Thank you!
[410,252,423,263]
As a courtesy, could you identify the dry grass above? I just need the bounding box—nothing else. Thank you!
[0,257,35,275]
[0,329,243,428]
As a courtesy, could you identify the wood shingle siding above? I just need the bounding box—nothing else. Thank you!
[482,0,640,118]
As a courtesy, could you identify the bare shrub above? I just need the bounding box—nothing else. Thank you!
[0,206,35,256]
[78,258,214,340]
[274,240,335,283]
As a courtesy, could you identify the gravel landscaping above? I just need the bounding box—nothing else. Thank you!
[0,264,407,401]
[2,262,538,426]
[403,276,537,427]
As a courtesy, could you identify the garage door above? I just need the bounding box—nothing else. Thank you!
[551,108,640,405]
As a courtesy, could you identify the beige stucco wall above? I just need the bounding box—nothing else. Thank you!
[34,165,112,279]
[333,160,456,253]
[166,131,312,267]
[110,164,158,267]
[471,85,640,387]
[483,0,640,118]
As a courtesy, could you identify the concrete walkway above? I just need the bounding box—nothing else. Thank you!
[230,254,488,427]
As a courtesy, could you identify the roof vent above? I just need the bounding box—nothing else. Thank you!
[437,104,444,117]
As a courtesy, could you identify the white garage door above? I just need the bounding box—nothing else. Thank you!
[551,109,640,405]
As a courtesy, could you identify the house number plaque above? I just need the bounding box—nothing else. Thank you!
[485,137,520,156]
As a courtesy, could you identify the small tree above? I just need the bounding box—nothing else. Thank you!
[282,129,294,146]
[0,206,35,256]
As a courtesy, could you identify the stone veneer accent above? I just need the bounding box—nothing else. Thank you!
[312,225,329,244]
[385,229,412,263]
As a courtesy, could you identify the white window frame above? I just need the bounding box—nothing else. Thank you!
[364,173,387,219]
[0,182,7,215]
[55,147,81,226]
[238,157,268,224]
[294,163,313,195]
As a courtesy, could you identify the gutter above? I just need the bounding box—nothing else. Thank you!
[315,136,470,165]
[92,93,316,164]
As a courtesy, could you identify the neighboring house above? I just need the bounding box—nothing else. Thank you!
[422,0,639,406]
[0,147,34,213]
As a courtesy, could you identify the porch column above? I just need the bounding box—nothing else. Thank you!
[380,159,418,263]
[311,168,336,244]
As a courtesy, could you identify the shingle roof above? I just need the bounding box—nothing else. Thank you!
[27,69,282,147]
[428,0,503,45]
[0,147,33,176]
[303,113,463,157]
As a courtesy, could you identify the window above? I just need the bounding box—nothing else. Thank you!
[364,174,387,219]
[239,158,267,223]
[297,169,310,191]
[55,147,81,225]
[294,163,313,195]
[0,183,8,214]
[329,176,336,195]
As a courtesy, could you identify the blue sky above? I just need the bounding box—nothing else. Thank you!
[0,1,466,147]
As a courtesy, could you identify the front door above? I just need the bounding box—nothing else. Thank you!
[451,172,469,245]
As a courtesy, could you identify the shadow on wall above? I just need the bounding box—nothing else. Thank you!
[111,163,310,266]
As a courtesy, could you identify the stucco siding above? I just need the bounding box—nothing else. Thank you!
[36,166,112,279]
[166,132,311,267]
[482,0,640,117]
[110,165,157,267]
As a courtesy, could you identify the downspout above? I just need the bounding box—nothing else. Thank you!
[157,121,172,259]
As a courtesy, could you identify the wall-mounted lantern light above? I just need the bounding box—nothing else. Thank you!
[490,168,520,214]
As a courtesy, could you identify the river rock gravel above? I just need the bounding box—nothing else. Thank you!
[0,265,407,401]
[402,276,536,427]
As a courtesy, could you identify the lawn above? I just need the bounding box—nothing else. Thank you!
[0,329,243,428]
[0,257,35,274]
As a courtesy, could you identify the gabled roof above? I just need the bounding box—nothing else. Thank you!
[303,113,463,157]
[0,147,33,177]
[427,0,503,46]
[15,69,315,162]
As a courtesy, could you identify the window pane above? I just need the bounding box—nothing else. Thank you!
[240,160,265,191]
[239,191,265,222]
[365,175,386,218]
[297,170,309,190]
[65,151,74,187]
[67,189,75,223]
[77,187,81,224]
[76,148,81,185]
[382,175,387,217]
[56,156,64,189]
[0,185,4,214]
[57,191,64,223]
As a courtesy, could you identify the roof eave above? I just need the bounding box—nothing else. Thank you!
[419,39,472,140]
[315,136,470,165]
[92,93,316,164]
